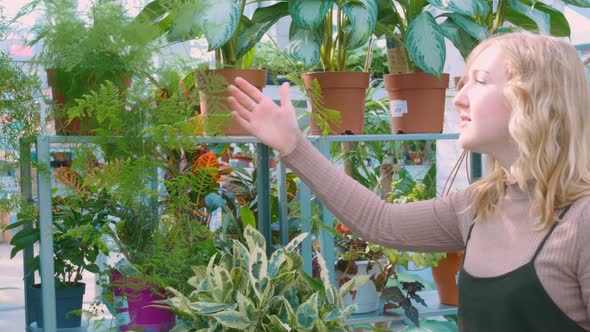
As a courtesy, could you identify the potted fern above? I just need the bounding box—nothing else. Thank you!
[28,0,156,135]
[286,0,378,135]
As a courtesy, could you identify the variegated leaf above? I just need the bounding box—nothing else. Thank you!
[236,2,290,59]
[341,0,378,50]
[284,232,309,252]
[249,246,268,281]
[323,308,342,322]
[286,25,322,67]
[406,11,446,76]
[166,2,204,42]
[198,0,241,50]
[315,252,333,291]
[562,0,590,6]
[211,266,233,302]
[212,311,251,329]
[427,0,491,17]
[296,292,319,329]
[232,239,250,269]
[507,0,550,34]
[268,249,287,278]
[338,275,370,298]
[288,0,334,29]
[188,301,230,314]
[236,291,257,321]
[440,13,488,41]
[267,315,292,331]
[244,225,267,253]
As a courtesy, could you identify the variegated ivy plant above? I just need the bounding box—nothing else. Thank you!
[134,0,290,68]
[163,225,370,331]
[286,0,378,71]
[375,0,588,77]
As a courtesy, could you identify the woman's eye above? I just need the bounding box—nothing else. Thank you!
[475,79,485,85]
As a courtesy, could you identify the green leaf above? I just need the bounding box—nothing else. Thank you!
[341,0,378,50]
[212,311,252,329]
[240,207,256,230]
[439,18,477,59]
[562,0,590,7]
[198,0,241,50]
[268,249,287,278]
[296,292,319,329]
[529,0,571,37]
[439,13,488,41]
[267,315,291,331]
[288,0,334,29]
[380,286,405,302]
[284,232,308,252]
[406,11,446,76]
[374,0,399,38]
[211,266,233,302]
[428,0,491,17]
[9,228,39,258]
[236,2,290,60]
[166,2,204,42]
[507,0,550,34]
[286,25,322,67]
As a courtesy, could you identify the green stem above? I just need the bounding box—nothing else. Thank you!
[322,11,334,71]
[337,7,346,71]
[491,0,505,34]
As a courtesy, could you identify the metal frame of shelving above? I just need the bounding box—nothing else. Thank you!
[22,133,479,331]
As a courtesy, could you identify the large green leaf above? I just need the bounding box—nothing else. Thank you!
[406,11,446,76]
[374,0,399,38]
[286,26,322,67]
[9,227,39,258]
[507,0,550,34]
[288,0,334,29]
[428,0,491,17]
[341,0,378,50]
[236,2,290,59]
[166,2,204,42]
[212,311,252,329]
[562,0,590,6]
[527,0,571,37]
[198,0,241,50]
[439,13,489,41]
[440,18,477,59]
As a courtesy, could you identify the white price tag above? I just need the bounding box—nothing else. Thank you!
[389,100,408,118]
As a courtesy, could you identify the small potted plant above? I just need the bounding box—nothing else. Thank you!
[135,0,290,135]
[286,0,378,135]
[6,166,115,329]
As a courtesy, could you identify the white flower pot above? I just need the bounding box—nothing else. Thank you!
[336,258,388,314]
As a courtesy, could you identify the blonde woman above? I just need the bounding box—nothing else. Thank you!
[228,32,590,331]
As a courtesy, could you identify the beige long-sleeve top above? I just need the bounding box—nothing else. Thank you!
[282,134,590,329]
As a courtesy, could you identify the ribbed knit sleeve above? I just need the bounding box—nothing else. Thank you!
[282,134,469,253]
[576,203,590,322]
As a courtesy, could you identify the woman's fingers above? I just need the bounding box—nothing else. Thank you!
[234,77,265,103]
[228,84,257,110]
[227,97,252,122]
[232,111,255,134]
[279,82,292,109]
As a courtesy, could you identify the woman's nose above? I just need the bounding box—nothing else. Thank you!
[453,84,469,111]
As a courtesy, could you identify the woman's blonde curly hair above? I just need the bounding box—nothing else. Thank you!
[464,32,590,229]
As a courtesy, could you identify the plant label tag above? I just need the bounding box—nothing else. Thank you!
[390,100,408,118]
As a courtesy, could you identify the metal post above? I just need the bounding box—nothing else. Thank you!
[256,143,272,256]
[299,183,313,275]
[278,161,289,247]
[470,152,483,182]
[316,139,336,284]
[36,136,57,332]
[20,138,34,329]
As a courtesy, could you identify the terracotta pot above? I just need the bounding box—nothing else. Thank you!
[431,251,463,306]
[47,69,131,136]
[302,72,370,135]
[383,72,449,134]
[196,69,267,136]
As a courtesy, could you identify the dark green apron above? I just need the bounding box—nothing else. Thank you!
[458,205,586,331]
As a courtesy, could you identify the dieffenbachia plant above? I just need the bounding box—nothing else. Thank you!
[163,225,369,331]
[375,0,588,77]
[286,0,378,71]
[133,0,290,68]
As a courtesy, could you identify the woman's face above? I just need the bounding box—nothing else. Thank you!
[454,46,513,156]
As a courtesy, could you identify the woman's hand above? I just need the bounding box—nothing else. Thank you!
[228,77,300,156]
